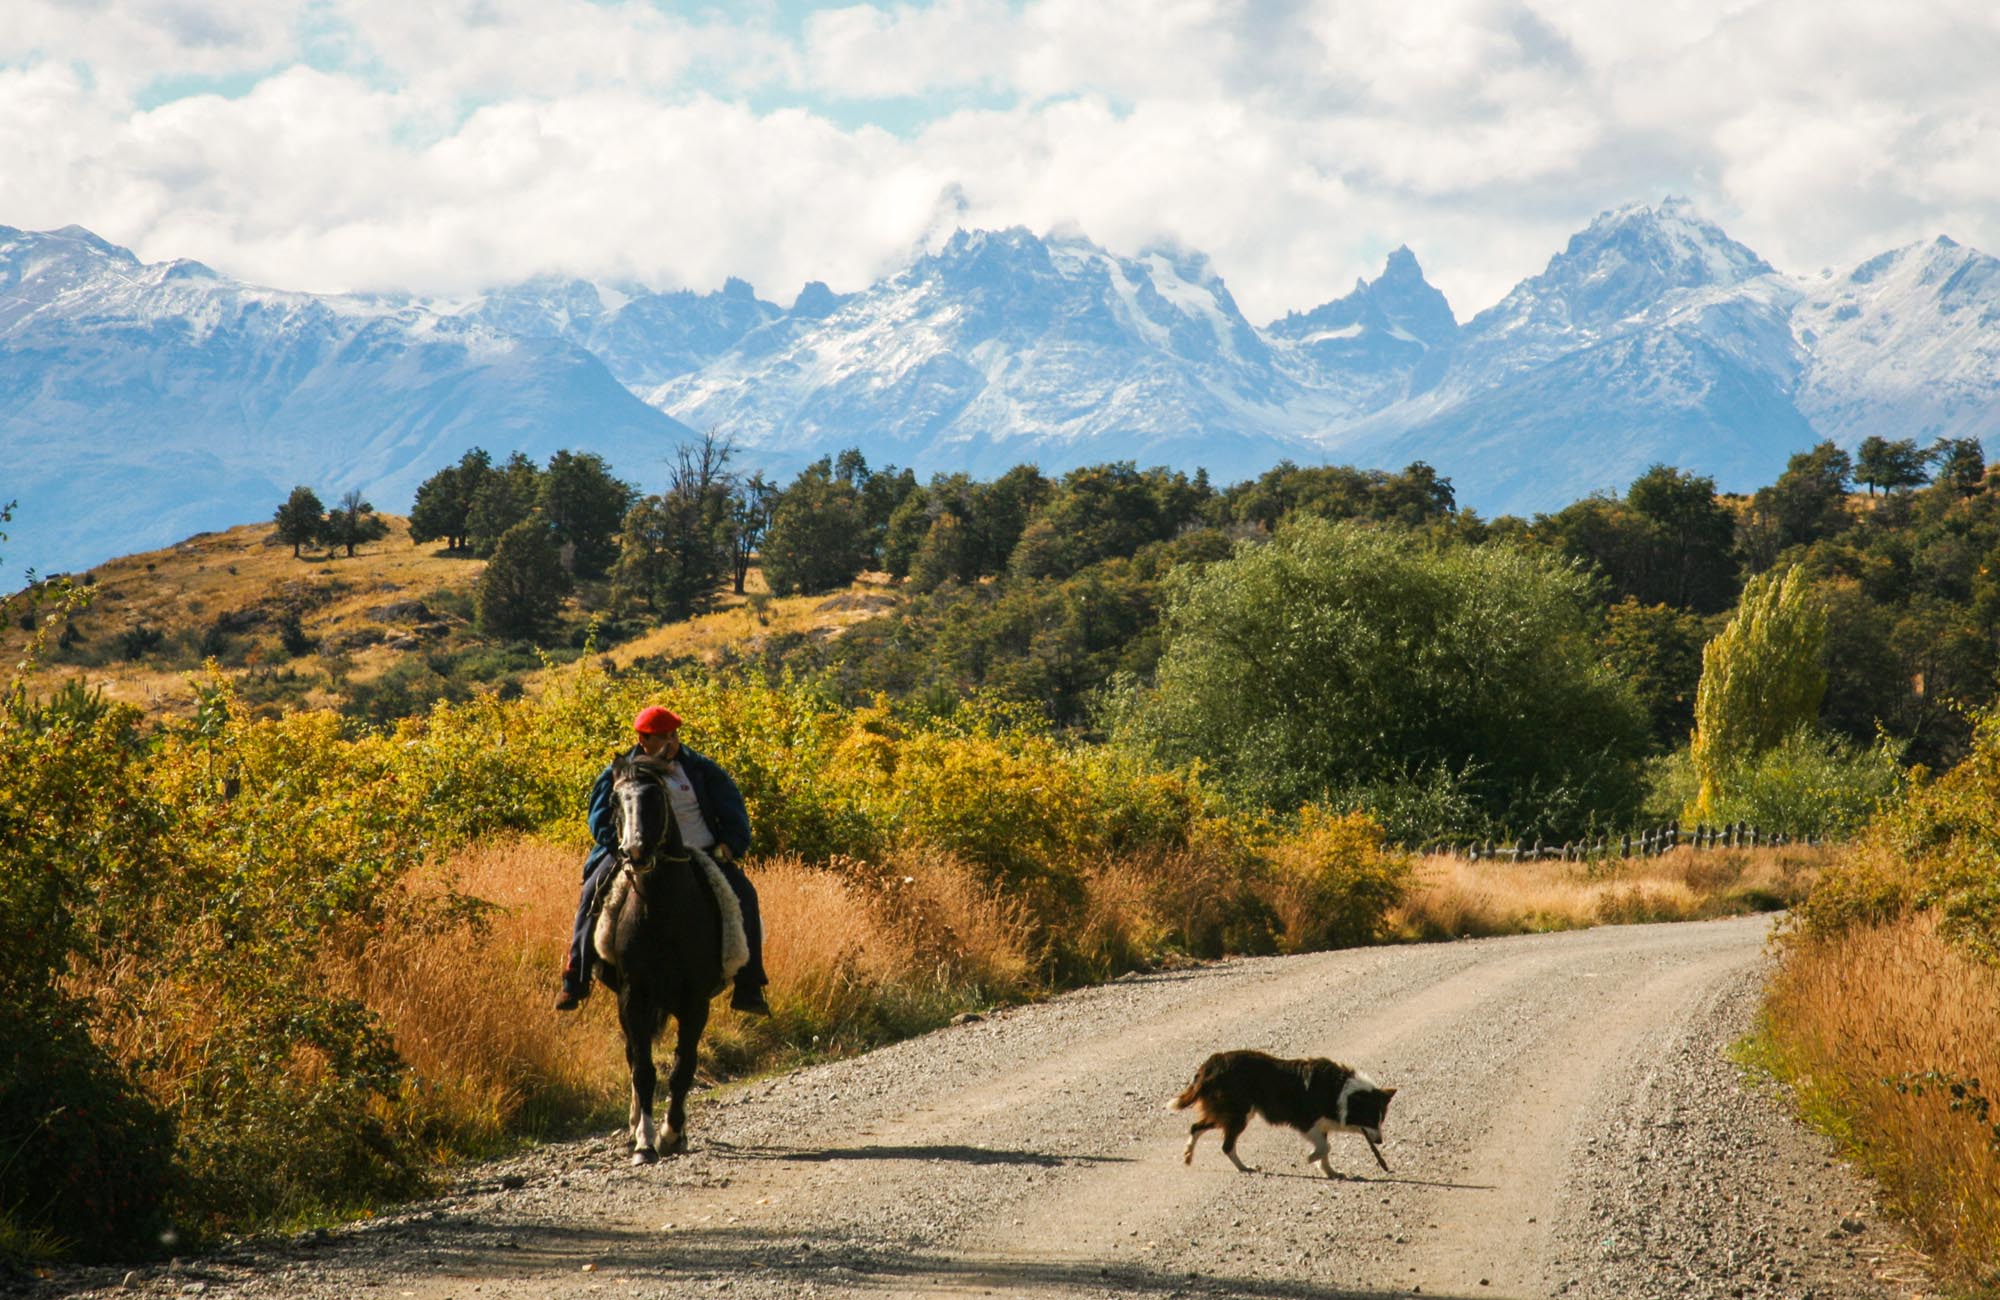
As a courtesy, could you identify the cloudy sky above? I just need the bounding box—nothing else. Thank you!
[4,0,1996,322]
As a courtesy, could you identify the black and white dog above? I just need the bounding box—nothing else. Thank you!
[1173,1049,1396,1178]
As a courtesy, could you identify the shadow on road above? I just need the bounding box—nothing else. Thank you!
[388,1219,1494,1300]
[709,1140,1130,1168]
[1228,1168,1497,1192]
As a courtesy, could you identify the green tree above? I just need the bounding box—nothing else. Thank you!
[465,453,539,557]
[475,519,568,639]
[1855,436,1929,496]
[407,448,491,552]
[1624,465,1740,611]
[729,470,776,596]
[761,459,869,596]
[536,450,632,578]
[1928,436,1986,497]
[882,486,931,580]
[272,485,326,558]
[1749,441,1853,554]
[324,489,390,558]
[1010,463,1199,581]
[909,510,978,593]
[613,435,735,618]
[1600,597,1713,746]
[1689,565,1827,819]
[1112,519,1649,837]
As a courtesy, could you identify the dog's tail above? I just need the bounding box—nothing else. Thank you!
[1170,1057,1217,1111]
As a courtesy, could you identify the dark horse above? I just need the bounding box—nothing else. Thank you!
[596,752,725,1165]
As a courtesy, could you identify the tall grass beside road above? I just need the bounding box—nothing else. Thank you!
[1753,705,2000,1295]
[1760,914,2000,1294]
[1391,844,1822,939]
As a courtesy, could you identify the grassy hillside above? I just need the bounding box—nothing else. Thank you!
[2,517,899,720]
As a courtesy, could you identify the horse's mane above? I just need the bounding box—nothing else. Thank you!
[617,752,674,782]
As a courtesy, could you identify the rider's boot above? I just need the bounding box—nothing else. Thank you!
[553,958,588,1011]
[729,974,771,1016]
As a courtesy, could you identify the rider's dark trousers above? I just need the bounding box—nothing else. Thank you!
[564,851,766,998]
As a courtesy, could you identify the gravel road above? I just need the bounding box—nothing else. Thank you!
[31,914,1936,1299]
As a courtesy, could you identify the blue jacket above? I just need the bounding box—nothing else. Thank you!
[583,744,752,878]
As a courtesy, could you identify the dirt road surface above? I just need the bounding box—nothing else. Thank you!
[37,915,1935,1300]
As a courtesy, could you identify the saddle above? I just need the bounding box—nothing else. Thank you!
[591,847,750,998]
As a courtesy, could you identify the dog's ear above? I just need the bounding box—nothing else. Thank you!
[1382,1088,1398,1098]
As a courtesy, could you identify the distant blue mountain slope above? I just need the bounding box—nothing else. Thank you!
[7,201,2000,578]
[0,226,693,577]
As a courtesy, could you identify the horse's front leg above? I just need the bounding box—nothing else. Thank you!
[660,1001,709,1156]
[620,999,660,1166]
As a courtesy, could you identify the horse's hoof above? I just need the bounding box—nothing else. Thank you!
[661,1131,687,1156]
[630,1148,659,1166]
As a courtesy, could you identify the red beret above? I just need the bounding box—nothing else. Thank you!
[633,705,683,734]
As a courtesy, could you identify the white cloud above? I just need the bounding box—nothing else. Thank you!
[1,0,1996,323]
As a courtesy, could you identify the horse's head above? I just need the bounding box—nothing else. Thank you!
[610,752,682,865]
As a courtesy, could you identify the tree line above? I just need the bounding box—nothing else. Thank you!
[276,429,1992,841]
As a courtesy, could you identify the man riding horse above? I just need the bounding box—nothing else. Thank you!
[556,705,771,1015]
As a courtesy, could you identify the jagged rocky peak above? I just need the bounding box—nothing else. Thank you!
[914,226,1062,288]
[1367,246,1459,342]
[790,280,847,318]
[1268,244,1458,359]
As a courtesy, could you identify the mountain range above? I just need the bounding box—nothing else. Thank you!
[4,199,1998,579]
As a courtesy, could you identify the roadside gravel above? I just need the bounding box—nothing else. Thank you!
[23,914,1933,1299]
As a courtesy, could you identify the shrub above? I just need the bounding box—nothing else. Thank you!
[1792,706,2000,962]
[0,1002,177,1262]
[1260,809,1413,952]
[1649,728,1904,841]
[1112,518,1649,838]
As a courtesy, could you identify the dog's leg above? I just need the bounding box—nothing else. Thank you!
[1304,1129,1336,1179]
[1220,1120,1253,1173]
[1183,1119,1216,1165]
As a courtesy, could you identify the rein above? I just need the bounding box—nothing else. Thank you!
[613,764,693,903]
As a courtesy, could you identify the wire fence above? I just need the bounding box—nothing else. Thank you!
[1427,821,1823,863]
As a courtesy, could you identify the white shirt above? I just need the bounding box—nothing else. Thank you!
[662,760,716,850]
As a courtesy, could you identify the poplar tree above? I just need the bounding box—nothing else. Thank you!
[1689,566,1827,820]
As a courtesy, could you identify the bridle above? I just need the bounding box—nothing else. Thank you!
[612,761,690,899]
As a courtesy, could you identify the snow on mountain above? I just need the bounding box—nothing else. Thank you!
[0,225,692,579]
[1265,245,1458,408]
[455,274,794,392]
[1794,236,2000,449]
[7,202,2000,579]
[648,228,1326,479]
[1325,199,1824,513]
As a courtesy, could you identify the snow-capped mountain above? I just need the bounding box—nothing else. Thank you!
[650,228,1325,478]
[0,226,692,578]
[1794,235,2000,449]
[1265,245,1458,406]
[7,201,2000,580]
[1330,199,1820,503]
[456,274,791,392]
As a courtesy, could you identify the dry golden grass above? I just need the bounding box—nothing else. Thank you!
[582,569,900,673]
[3,515,487,713]
[320,836,625,1148]
[1763,914,2000,1292]
[320,835,1037,1139]
[1390,844,1824,940]
[5,511,902,716]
